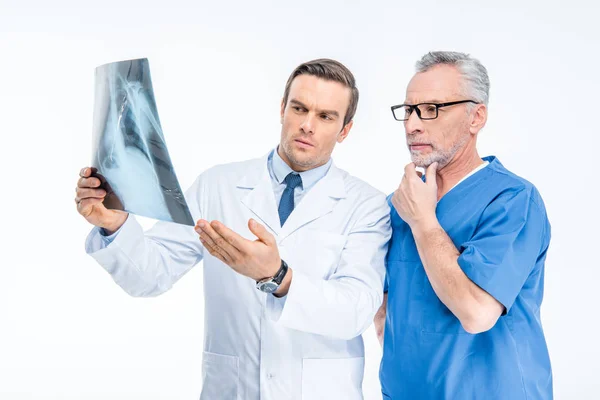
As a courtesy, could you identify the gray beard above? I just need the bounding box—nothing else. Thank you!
[410,133,469,168]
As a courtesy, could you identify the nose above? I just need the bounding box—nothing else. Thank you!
[300,113,315,135]
[404,109,423,136]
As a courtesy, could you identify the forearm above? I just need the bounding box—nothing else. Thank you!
[411,219,496,333]
[268,271,383,340]
[268,194,390,339]
[87,216,202,297]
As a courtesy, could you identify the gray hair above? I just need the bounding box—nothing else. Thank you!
[416,51,490,106]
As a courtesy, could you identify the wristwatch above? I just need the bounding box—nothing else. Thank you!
[256,259,289,293]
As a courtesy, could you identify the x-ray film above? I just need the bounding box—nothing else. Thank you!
[91,58,194,226]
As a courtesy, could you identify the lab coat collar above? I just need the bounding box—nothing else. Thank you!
[237,151,347,239]
[237,152,281,235]
[278,162,346,240]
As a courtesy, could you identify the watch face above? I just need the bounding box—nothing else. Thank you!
[257,281,279,293]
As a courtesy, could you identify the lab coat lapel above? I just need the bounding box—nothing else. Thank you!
[238,154,281,236]
[279,163,347,241]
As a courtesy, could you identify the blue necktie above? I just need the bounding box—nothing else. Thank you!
[278,172,303,226]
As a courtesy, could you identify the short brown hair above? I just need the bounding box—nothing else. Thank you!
[282,58,359,127]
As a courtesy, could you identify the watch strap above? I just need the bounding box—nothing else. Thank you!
[272,259,288,285]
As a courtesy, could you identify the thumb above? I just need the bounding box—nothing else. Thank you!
[249,219,275,245]
[426,162,438,185]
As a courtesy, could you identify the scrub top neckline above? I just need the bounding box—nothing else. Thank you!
[434,156,499,220]
[436,159,490,203]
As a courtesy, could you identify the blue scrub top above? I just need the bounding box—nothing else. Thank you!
[380,156,552,400]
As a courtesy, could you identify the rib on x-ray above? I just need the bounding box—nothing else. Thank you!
[91,58,194,226]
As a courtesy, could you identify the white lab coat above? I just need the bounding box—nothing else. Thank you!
[86,152,391,400]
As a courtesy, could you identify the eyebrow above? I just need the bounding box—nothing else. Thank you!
[404,99,445,105]
[289,99,340,118]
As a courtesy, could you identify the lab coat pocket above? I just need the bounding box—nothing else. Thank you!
[301,357,364,400]
[293,230,347,279]
[200,351,239,400]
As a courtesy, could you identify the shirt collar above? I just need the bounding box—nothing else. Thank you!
[270,146,332,191]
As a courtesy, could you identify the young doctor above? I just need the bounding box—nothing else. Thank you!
[75,58,391,400]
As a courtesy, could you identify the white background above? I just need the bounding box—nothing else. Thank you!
[1,0,598,399]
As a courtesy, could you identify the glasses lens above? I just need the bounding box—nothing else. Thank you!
[417,104,438,120]
[393,105,412,121]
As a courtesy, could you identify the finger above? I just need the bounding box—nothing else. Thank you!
[199,234,229,263]
[392,175,406,199]
[76,187,106,200]
[198,231,233,264]
[77,197,104,214]
[398,174,407,191]
[392,190,400,207]
[77,197,104,207]
[79,167,92,178]
[210,220,249,253]
[248,219,275,246]
[403,163,420,180]
[195,220,237,261]
[416,171,423,179]
[198,231,219,256]
[211,251,228,265]
[78,176,102,189]
[426,162,439,184]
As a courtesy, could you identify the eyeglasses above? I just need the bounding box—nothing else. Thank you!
[390,100,478,121]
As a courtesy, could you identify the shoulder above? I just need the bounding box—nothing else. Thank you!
[183,155,266,198]
[197,155,265,184]
[484,158,549,221]
[335,165,388,204]
[332,166,391,227]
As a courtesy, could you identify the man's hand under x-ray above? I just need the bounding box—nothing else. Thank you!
[195,219,292,296]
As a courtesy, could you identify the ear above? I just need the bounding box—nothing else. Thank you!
[469,104,487,135]
[337,120,354,143]
[280,99,286,124]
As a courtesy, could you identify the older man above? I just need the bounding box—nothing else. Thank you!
[375,51,552,399]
